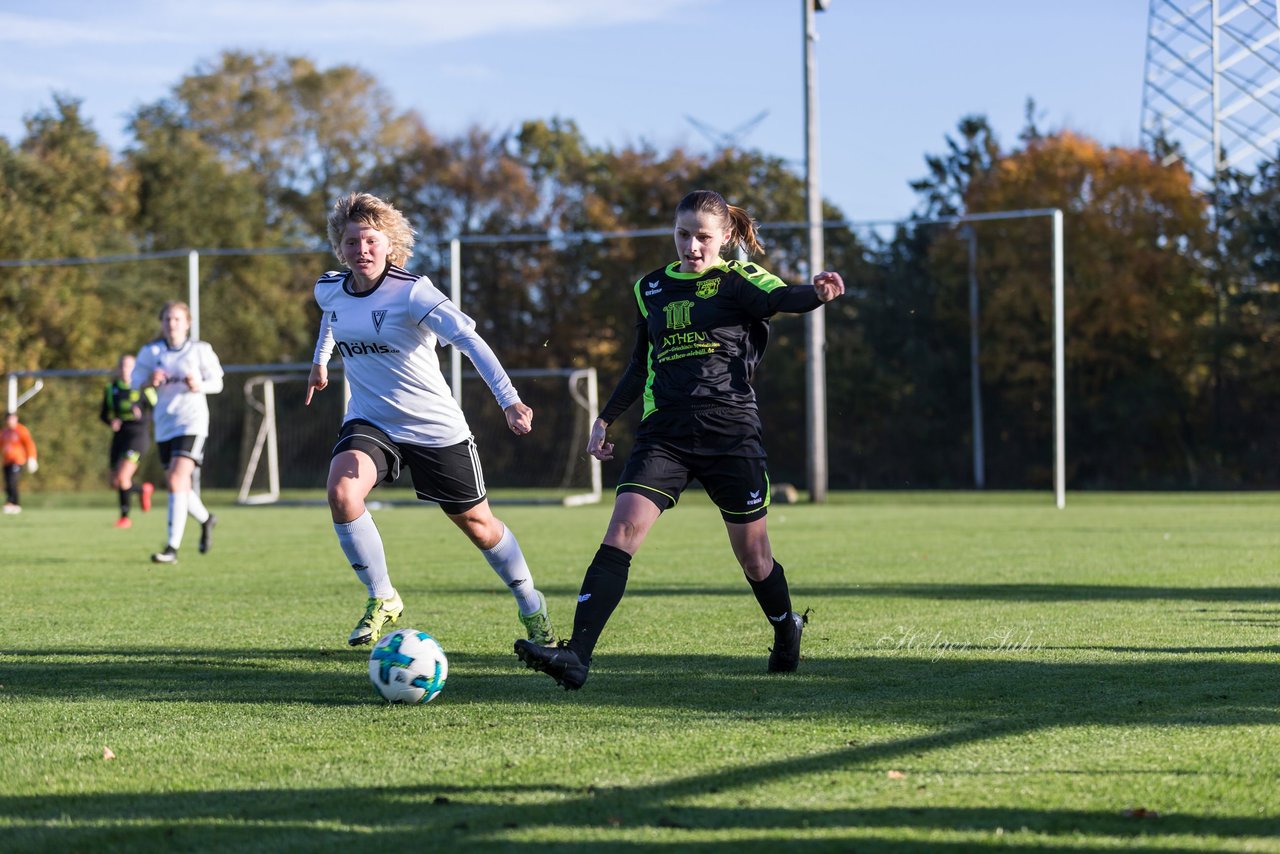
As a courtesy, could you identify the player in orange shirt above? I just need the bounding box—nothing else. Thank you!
[2,411,39,514]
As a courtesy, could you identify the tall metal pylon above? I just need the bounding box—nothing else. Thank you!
[1141,0,1280,187]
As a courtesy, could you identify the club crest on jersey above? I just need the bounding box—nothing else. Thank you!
[696,277,721,299]
[371,310,387,333]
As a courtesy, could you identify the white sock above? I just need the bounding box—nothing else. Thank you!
[334,511,395,598]
[168,491,189,549]
[482,525,541,614]
[185,489,211,524]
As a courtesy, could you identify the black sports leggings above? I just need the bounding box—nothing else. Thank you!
[4,464,20,505]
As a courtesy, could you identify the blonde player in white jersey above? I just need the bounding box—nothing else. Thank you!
[132,301,225,564]
[305,192,556,650]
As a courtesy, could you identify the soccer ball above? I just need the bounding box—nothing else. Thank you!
[368,628,448,704]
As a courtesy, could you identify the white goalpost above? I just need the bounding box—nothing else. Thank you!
[234,364,602,507]
[815,208,1066,507]
[237,371,287,505]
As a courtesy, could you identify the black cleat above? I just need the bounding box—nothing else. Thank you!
[199,514,217,554]
[768,611,807,673]
[515,639,589,690]
[151,545,178,564]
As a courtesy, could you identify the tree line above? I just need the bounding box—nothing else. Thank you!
[2,51,1278,492]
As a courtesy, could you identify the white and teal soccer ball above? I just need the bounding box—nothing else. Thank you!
[368,629,448,704]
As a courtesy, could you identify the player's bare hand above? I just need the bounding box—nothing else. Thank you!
[150,369,167,388]
[505,401,533,435]
[110,418,122,432]
[813,270,845,302]
[587,418,615,462]
[185,373,201,392]
[305,363,328,406]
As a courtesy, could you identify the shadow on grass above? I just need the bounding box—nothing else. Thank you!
[1,646,1276,726]
[1053,644,1280,655]
[0,647,373,706]
[2,724,1276,851]
[2,647,1276,849]
[503,582,1280,603]
[6,803,1272,853]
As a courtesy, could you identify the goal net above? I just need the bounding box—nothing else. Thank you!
[232,364,602,506]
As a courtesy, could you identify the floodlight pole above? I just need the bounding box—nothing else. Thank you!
[1052,209,1066,510]
[803,0,829,503]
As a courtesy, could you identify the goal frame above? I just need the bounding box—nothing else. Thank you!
[235,364,602,507]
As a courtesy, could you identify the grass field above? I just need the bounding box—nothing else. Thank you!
[1,490,1277,852]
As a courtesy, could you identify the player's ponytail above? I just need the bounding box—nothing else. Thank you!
[724,204,765,257]
[675,190,766,258]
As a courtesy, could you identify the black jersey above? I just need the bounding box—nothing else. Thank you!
[100,380,157,426]
[599,259,824,423]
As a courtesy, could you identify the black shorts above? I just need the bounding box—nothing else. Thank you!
[157,435,206,468]
[618,408,771,523]
[332,419,487,515]
[109,422,150,468]
[634,406,767,457]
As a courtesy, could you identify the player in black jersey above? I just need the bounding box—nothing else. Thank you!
[516,189,845,689]
[101,354,157,528]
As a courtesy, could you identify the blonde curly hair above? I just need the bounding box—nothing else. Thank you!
[327,192,416,267]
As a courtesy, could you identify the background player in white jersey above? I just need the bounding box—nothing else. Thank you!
[305,192,555,650]
[132,301,225,564]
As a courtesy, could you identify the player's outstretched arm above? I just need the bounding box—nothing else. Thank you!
[305,363,328,406]
[130,349,158,391]
[504,401,532,436]
[743,265,843,316]
[195,345,225,395]
[586,418,615,462]
[813,270,845,302]
[418,294,524,416]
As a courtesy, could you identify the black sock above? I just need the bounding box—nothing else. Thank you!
[748,560,795,638]
[567,544,632,662]
[118,488,131,517]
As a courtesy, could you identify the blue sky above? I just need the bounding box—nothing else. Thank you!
[0,0,1151,223]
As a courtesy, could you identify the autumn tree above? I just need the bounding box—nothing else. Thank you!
[127,105,316,366]
[0,97,140,371]
[1212,159,1280,482]
[156,51,422,240]
[912,115,1002,218]
[961,131,1213,487]
[0,97,143,487]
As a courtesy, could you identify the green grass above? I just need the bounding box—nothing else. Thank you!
[1,490,1277,852]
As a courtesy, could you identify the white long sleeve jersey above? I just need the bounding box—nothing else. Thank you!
[311,265,521,447]
[131,338,225,442]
